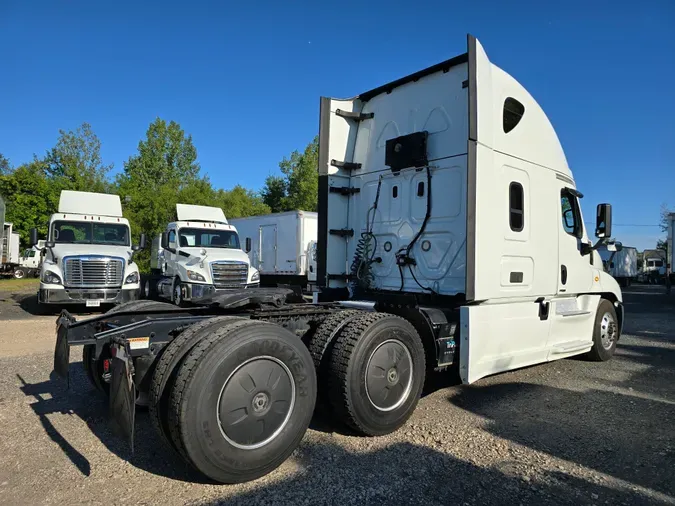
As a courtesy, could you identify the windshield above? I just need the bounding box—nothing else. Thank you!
[52,221,130,246]
[178,228,240,249]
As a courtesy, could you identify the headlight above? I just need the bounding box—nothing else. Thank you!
[251,269,260,282]
[187,270,206,282]
[124,272,139,284]
[42,270,62,285]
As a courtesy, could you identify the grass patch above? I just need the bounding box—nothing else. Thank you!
[0,277,39,292]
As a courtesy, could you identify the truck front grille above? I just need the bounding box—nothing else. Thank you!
[210,261,248,289]
[63,256,124,287]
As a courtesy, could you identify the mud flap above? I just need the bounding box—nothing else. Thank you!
[53,324,71,386]
[109,341,136,452]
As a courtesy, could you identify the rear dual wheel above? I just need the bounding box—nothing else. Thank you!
[307,311,426,436]
[151,318,316,484]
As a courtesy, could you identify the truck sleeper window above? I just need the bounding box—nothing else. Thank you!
[52,221,130,246]
[178,228,240,249]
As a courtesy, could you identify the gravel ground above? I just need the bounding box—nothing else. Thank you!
[0,284,673,505]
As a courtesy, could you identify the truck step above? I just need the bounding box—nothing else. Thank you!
[329,229,355,238]
[329,186,361,196]
[327,273,355,281]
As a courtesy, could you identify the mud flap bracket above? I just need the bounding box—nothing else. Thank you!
[109,338,136,453]
[53,323,71,386]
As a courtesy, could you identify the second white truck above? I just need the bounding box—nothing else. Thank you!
[229,211,318,291]
[146,204,260,305]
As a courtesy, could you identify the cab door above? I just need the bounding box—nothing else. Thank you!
[164,227,178,277]
[546,185,599,357]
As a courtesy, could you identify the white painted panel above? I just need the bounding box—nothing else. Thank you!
[353,63,468,176]
[547,294,599,358]
[58,191,123,217]
[348,158,467,296]
[459,302,551,384]
[176,204,227,223]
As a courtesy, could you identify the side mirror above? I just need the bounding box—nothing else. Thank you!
[29,228,38,247]
[133,233,147,252]
[161,232,169,250]
[245,237,252,253]
[595,203,612,238]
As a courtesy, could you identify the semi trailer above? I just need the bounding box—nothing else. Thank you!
[0,222,21,276]
[598,244,637,287]
[144,204,260,305]
[229,211,318,292]
[31,190,144,309]
[49,35,623,485]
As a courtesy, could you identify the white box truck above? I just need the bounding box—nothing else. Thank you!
[50,35,623,485]
[229,211,318,291]
[1,222,21,276]
[598,244,637,287]
[30,191,144,308]
[145,204,260,305]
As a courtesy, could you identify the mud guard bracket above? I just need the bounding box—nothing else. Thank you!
[54,323,71,386]
[109,339,136,453]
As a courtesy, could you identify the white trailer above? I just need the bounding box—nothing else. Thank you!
[668,212,675,283]
[1,222,21,275]
[50,34,624,486]
[598,244,637,287]
[229,211,317,290]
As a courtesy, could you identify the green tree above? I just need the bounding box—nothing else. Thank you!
[261,175,287,213]
[0,154,11,175]
[216,186,270,219]
[262,136,319,213]
[0,160,56,242]
[117,118,211,271]
[44,122,112,192]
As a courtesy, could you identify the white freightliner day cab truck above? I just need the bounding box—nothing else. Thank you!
[229,211,318,292]
[30,190,145,309]
[144,204,260,305]
[49,35,623,485]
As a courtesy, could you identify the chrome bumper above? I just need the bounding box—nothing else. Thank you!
[39,287,140,305]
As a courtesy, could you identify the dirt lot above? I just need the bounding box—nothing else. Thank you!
[0,280,673,505]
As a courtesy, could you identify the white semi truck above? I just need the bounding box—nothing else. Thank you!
[31,190,144,309]
[145,204,260,305]
[598,244,637,287]
[50,35,623,486]
[229,211,318,291]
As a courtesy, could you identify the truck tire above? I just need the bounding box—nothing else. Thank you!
[149,316,245,451]
[168,319,316,484]
[172,278,187,307]
[83,343,111,395]
[585,299,619,362]
[307,309,363,415]
[82,300,175,395]
[13,268,26,279]
[327,312,425,436]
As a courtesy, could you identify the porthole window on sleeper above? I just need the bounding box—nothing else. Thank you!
[503,97,525,133]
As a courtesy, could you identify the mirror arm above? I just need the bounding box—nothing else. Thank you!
[581,237,610,256]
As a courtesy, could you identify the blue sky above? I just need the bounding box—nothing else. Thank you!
[1,0,674,250]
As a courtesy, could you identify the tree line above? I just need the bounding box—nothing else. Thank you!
[0,119,319,271]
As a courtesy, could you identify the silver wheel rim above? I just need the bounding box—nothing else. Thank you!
[600,311,617,350]
[365,339,414,412]
[216,356,295,450]
[14,270,24,279]
[144,281,150,298]
[173,283,181,305]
